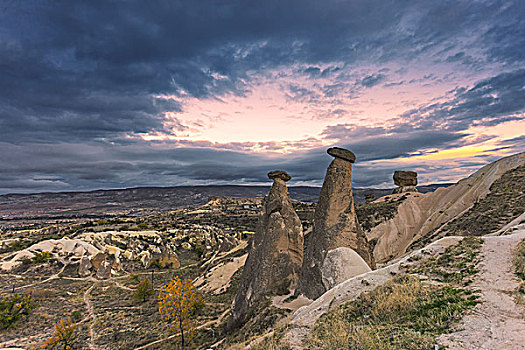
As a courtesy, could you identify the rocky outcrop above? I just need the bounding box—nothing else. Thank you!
[369,152,525,263]
[297,147,375,300]
[320,247,371,290]
[0,238,100,272]
[96,260,112,279]
[78,256,92,277]
[151,247,181,268]
[393,170,418,193]
[227,170,303,330]
[80,230,180,270]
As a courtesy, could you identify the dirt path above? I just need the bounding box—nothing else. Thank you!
[13,263,67,291]
[438,228,525,349]
[84,282,99,350]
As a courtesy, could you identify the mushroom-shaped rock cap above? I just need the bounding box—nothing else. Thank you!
[327,147,356,163]
[268,170,291,182]
[393,170,417,186]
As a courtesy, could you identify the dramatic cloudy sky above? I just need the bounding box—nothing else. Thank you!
[1,0,524,194]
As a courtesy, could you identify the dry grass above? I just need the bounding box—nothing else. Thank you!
[308,275,479,349]
[308,237,485,350]
[513,238,525,306]
[249,325,291,350]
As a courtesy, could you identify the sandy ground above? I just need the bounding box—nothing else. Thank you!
[195,253,247,294]
[438,227,525,349]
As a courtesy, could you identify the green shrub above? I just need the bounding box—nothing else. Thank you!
[32,251,50,264]
[134,279,154,302]
[130,272,141,283]
[0,294,38,330]
[8,240,27,252]
[195,245,205,257]
[71,310,82,322]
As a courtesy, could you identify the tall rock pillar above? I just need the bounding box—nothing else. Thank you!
[227,170,303,330]
[297,147,375,300]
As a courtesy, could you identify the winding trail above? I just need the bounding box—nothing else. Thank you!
[13,263,67,291]
[438,227,525,349]
[84,282,99,350]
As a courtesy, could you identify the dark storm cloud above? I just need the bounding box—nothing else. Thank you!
[2,0,524,142]
[360,74,386,88]
[399,69,525,132]
[1,0,524,193]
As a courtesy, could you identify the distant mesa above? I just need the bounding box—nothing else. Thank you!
[393,170,418,194]
[268,170,291,182]
[327,147,356,163]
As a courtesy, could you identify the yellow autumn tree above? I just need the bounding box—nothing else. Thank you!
[158,276,203,349]
[43,317,77,350]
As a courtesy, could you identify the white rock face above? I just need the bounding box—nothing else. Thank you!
[0,238,100,271]
[369,152,525,263]
[321,247,371,290]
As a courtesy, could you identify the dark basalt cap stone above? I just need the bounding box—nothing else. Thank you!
[327,147,356,163]
[268,170,292,182]
[393,170,417,186]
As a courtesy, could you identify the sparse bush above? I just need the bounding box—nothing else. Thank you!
[130,272,141,283]
[82,221,94,228]
[195,245,205,257]
[0,294,38,330]
[20,256,32,266]
[8,240,27,252]
[43,317,77,350]
[250,325,291,350]
[137,223,149,229]
[134,279,154,302]
[32,251,50,264]
[513,238,525,280]
[71,310,82,322]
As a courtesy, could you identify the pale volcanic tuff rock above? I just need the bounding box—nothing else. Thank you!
[227,170,304,330]
[297,148,375,300]
[392,170,418,194]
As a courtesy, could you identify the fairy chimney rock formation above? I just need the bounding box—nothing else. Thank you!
[297,147,374,300]
[227,170,303,330]
[393,170,418,193]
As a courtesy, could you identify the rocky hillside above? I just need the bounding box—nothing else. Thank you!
[430,164,525,238]
[368,152,525,263]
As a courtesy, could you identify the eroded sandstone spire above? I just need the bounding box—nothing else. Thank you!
[297,147,374,300]
[227,170,303,330]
